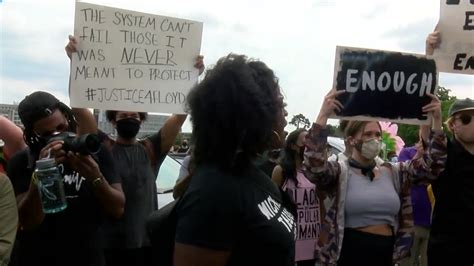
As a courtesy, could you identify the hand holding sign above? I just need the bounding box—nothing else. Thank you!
[422,93,442,129]
[420,93,443,142]
[316,89,345,126]
[194,55,205,75]
[66,35,78,60]
[425,29,441,56]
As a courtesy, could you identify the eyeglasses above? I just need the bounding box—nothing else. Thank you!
[456,114,474,125]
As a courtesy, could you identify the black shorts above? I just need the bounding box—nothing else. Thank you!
[337,228,395,266]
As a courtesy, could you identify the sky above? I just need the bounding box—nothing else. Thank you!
[1,0,473,132]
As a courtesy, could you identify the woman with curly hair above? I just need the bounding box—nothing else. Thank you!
[174,54,294,266]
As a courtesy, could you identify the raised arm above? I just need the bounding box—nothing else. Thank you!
[425,25,440,56]
[159,115,188,155]
[303,90,345,190]
[65,35,98,135]
[407,93,447,182]
[157,55,205,155]
[71,108,97,135]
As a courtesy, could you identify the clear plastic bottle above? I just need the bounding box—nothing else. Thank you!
[35,158,67,213]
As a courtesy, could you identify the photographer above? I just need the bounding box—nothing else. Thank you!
[6,91,125,266]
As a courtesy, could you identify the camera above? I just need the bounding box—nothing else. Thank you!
[47,132,101,155]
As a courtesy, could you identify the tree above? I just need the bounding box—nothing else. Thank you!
[397,86,456,146]
[326,124,339,137]
[437,86,457,124]
[289,114,311,129]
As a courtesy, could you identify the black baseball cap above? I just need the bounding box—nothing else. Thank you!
[448,98,474,117]
[18,91,64,128]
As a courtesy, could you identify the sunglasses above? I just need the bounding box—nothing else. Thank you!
[456,114,474,125]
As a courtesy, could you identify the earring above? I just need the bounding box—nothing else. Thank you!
[272,130,281,142]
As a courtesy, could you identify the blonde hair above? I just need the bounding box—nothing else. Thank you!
[444,116,455,133]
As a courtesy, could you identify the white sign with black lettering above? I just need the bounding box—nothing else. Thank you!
[433,0,474,75]
[70,1,203,113]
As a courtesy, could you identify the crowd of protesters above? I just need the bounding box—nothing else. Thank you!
[0,23,473,266]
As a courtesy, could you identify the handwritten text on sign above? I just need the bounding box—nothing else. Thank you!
[331,46,438,125]
[70,2,203,113]
[434,0,474,75]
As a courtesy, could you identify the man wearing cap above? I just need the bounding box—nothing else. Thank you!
[6,91,125,266]
[427,98,474,265]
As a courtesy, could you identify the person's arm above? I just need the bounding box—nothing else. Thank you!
[65,36,98,135]
[0,116,26,158]
[159,114,187,155]
[72,107,97,135]
[174,243,230,266]
[176,155,191,183]
[6,151,44,230]
[147,55,205,157]
[407,94,447,182]
[66,150,124,219]
[303,90,344,190]
[271,165,284,188]
[420,93,443,140]
[407,130,447,183]
[16,189,44,231]
[425,26,440,56]
[0,174,18,264]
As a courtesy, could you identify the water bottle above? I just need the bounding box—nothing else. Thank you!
[35,158,67,213]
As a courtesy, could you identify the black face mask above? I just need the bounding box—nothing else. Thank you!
[116,118,140,139]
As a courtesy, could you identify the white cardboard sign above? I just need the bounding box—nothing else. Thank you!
[433,0,474,75]
[70,2,203,113]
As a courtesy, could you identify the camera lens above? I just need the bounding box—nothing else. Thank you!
[82,134,101,154]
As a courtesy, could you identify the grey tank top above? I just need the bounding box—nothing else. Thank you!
[344,167,400,228]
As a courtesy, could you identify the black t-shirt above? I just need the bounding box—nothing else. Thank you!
[175,163,296,266]
[7,145,119,266]
[101,130,167,249]
[430,139,474,253]
[258,159,277,178]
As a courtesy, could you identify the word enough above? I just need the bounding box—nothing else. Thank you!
[345,69,434,97]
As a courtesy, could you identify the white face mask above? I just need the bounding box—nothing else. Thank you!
[356,138,382,160]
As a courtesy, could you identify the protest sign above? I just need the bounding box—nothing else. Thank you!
[331,46,438,125]
[433,0,474,75]
[70,2,203,113]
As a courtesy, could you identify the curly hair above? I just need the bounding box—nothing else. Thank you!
[280,128,307,184]
[186,54,283,171]
[105,110,148,122]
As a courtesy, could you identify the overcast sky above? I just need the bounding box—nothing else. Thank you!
[1,0,473,132]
